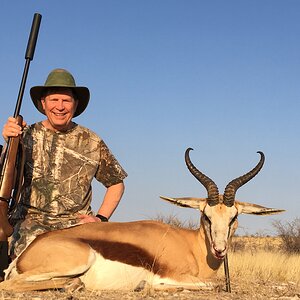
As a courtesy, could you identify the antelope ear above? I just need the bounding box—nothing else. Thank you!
[160,196,207,211]
[235,200,285,215]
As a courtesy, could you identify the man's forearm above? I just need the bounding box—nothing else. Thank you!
[97,182,125,219]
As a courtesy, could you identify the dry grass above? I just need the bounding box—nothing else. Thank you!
[214,236,300,291]
[223,236,300,284]
[225,250,300,284]
[230,236,283,252]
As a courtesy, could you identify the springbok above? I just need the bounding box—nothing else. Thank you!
[0,149,284,292]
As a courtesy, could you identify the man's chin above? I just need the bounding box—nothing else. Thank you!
[50,122,72,132]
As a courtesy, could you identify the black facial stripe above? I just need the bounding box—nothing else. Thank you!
[203,214,211,224]
[229,214,238,227]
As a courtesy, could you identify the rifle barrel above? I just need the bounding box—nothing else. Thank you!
[25,13,42,61]
[14,13,42,118]
[1,13,42,200]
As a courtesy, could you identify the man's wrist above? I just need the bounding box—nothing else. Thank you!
[96,214,109,222]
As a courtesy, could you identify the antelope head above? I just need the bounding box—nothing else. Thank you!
[161,148,284,260]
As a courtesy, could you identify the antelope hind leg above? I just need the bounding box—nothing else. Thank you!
[0,274,80,292]
[7,234,95,281]
[1,234,94,292]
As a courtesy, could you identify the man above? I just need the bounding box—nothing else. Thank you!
[2,68,127,258]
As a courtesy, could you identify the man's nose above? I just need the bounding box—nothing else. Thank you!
[56,100,64,109]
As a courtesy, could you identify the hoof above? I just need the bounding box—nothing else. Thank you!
[62,277,85,293]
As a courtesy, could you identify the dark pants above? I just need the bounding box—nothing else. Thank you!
[0,241,9,280]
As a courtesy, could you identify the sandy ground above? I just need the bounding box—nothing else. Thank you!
[0,279,299,300]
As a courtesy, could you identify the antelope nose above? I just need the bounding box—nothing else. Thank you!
[213,244,226,255]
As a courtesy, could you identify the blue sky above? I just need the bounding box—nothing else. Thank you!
[1,1,299,235]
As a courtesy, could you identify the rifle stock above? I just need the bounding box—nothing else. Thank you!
[0,117,23,200]
[0,118,23,241]
[0,13,41,280]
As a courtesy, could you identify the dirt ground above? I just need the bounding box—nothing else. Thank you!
[0,279,299,300]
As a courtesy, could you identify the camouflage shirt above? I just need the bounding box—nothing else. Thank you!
[10,122,127,255]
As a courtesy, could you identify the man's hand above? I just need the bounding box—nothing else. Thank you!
[2,117,27,142]
[77,214,101,224]
[0,202,13,239]
[77,182,125,225]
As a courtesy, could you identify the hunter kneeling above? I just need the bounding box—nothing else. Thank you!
[0,68,127,277]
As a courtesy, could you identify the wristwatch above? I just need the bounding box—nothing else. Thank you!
[96,214,108,222]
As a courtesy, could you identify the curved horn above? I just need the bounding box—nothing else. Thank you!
[185,148,219,206]
[223,151,265,207]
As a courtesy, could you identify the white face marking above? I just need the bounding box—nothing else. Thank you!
[202,203,238,259]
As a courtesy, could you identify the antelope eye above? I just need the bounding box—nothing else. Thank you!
[203,214,211,224]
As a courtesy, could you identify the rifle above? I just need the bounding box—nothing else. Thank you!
[0,13,42,279]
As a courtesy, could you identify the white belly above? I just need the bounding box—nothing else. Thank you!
[80,252,212,291]
[80,252,156,290]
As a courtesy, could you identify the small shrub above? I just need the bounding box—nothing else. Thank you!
[153,213,199,229]
[272,218,300,254]
[230,238,245,252]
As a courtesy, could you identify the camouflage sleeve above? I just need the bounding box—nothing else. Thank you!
[95,140,127,187]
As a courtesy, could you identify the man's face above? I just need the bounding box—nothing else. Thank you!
[41,88,78,132]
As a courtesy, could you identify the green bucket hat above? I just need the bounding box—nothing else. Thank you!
[30,68,90,117]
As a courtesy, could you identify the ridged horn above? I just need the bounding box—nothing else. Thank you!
[185,148,219,206]
[223,151,265,207]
